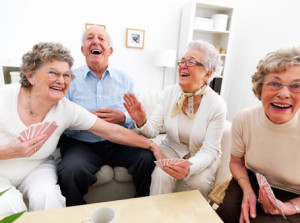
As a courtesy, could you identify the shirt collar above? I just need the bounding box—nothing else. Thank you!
[82,65,114,80]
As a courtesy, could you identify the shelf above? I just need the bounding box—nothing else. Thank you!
[193,28,229,34]
[178,0,235,96]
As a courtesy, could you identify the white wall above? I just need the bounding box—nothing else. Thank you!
[0,0,188,90]
[225,0,300,120]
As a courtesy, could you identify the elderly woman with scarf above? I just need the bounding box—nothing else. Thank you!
[123,39,226,198]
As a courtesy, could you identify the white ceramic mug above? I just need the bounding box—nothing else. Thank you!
[82,207,115,223]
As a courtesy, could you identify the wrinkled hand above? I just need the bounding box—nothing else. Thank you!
[91,108,125,124]
[258,187,295,216]
[163,165,189,180]
[239,191,257,223]
[123,93,147,127]
[2,135,47,159]
[150,143,167,160]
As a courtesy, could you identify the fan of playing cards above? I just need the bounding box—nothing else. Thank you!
[255,173,286,219]
[154,158,192,169]
[17,121,58,143]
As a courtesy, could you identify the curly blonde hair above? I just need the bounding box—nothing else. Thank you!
[20,42,74,88]
[252,46,300,100]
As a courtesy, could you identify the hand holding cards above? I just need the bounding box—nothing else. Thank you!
[256,173,286,219]
[154,158,192,169]
[17,121,58,143]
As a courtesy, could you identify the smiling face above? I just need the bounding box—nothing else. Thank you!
[81,26,113,75]
[27,60,72,103]
[178,49,212,93]
[261,65,300,124]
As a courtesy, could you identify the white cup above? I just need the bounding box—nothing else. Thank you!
[82,207,115,223]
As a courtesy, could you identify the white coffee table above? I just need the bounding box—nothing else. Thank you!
[9,190,223,223]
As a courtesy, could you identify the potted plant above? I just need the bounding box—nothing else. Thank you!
[0,188,26,223]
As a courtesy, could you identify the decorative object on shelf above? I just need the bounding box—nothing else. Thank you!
[85,23,106,30]
[194,17,213,30]
[126,28,145,49]
[211,14,228,31]
[220,48,226,54]
[155,49,177,89]
[214,45,226,55]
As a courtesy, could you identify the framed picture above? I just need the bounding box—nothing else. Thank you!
[126,28,145,49]
[85,23,106,30]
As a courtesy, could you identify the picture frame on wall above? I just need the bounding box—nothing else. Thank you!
[126,28,145,49]
[85,23,106,30]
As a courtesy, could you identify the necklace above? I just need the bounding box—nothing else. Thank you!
[28,91,38,117]
[183,97,202,105]
[183,96,202,115]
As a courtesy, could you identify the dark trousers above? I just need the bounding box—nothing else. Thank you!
[57,135,155,206]
[217,170,300,223]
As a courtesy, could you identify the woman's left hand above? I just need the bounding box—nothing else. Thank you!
[163,165,189,179]
[258,187,296,216]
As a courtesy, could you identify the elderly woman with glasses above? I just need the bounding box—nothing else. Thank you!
[123,39,226,198]
[0,42,164,216]
[217,46,300,223]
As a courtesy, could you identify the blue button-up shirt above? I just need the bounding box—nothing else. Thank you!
[64,65,139,142]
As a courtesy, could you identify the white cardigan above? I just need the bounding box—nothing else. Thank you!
[138,84,226,176]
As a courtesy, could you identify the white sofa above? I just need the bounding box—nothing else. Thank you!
[55,90,232,204]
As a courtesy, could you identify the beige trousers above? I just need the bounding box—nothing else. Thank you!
[150,143,220,199]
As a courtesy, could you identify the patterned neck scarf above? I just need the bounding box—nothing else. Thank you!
[171,84,208,119]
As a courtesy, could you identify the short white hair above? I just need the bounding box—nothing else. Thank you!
[187,39,222,83]
[81,26,113,48]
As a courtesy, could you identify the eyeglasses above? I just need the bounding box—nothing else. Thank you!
[177,59,204,67]
[262,81,300,93]
[44,70,75,82]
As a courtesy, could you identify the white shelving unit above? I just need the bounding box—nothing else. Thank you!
[178,0,235,96]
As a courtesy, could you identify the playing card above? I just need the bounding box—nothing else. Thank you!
[154,158,192,169]
[32,123,43,138]
[17,121,58,143]
[154,160,163,169]
[255,173,286,219]
[18,130,28,142]
[175,160,192,168]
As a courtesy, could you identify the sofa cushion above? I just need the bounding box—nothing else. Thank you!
[93,165,114,186]
[140,90,166,133]
[114,167,133,182]
[140,90,163,117]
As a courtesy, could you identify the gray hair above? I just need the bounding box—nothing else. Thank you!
[19,42,73,88]
[252,45,300,100]
[187,40,222,83]
[81,25,113,48]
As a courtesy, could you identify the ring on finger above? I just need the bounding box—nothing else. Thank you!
[257,198,261,203]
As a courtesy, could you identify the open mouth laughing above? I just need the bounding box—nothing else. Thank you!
[180,72,190,77]
[50,86,63,91]
[271,102,292,109]
[91,49,102,55]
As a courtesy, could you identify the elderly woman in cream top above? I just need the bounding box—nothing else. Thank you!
[217,46,300,223]
[124,39,226,198]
